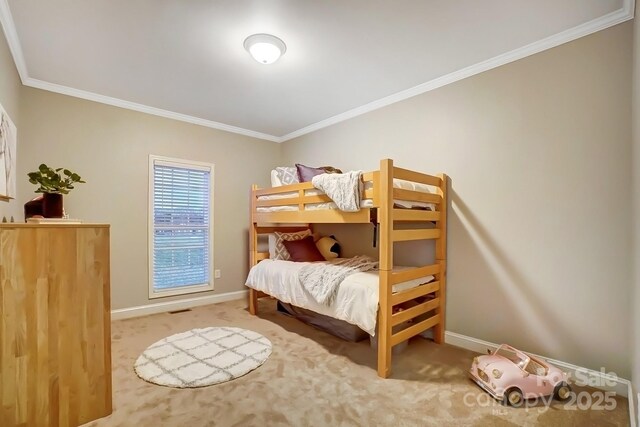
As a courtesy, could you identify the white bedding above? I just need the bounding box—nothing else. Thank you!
[257,178,434,212]
[245,259,434,336]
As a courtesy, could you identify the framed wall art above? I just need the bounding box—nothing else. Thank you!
[0,102,16,201]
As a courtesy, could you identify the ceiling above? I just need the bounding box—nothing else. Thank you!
[0,0,633,142]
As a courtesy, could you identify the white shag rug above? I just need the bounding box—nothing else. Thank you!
[134,327,272,388]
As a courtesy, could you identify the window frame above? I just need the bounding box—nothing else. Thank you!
[148,155,215,299]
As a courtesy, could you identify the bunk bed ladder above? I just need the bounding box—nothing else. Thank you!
[377,159,448,378]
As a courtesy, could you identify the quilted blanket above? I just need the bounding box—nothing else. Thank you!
[299,255,378,305]
[311,171,362,212]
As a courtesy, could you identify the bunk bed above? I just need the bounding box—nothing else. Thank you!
[247,159,447,378]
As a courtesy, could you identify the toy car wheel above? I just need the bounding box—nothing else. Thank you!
[554,382,572,401]
[504,388,524,407]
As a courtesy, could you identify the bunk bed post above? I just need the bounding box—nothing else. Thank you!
[249,184,259,315]
[377,158,394,378]
[433,174,448,344]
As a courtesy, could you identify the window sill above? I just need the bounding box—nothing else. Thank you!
[148,282,214,299]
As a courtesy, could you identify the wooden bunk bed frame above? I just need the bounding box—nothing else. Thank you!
[248,159,447,378]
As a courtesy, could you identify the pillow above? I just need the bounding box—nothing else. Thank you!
[275,166,300,186]
[269,229,311,260]
[283,236,326,262]
[296,164,327,182]
[315,235,341,260]
[295,164,344,182]
[270,170,283,187]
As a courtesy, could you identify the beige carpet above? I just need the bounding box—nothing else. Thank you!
[86,299,630,427]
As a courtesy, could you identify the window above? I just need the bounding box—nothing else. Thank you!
[149,155,214,298]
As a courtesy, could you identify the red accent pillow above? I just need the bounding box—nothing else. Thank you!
[282,236,326,262]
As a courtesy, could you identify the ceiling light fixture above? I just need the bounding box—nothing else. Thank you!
[243,33,286,65]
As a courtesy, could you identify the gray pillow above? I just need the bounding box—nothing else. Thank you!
[296,164,326,182]
[275,166,299,185]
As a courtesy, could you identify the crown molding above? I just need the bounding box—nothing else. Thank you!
[23,77,282,142]
[0,0,27,81]
[279,1,635,142]
[0,0,634,144]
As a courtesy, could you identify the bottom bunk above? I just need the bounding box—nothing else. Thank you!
[245,257,438,341]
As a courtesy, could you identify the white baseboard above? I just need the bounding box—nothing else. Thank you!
[110,290,248,321]
[445,331,631,398]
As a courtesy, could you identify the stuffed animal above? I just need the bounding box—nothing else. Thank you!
[320,166,343,174]
[315,235,341,260]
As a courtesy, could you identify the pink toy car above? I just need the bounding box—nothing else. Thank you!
[469,344,572,406]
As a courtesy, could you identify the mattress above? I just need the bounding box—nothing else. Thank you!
[245,259,434,336]
[256,178,434,212]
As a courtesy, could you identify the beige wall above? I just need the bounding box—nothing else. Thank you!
[0,28,23,220]
[632,2,640,400]
[283,23,633,377]
[18,87,281,310]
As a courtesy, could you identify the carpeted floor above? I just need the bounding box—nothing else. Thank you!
[86,299,629,427]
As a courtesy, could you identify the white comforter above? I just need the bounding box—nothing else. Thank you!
[245,259,434,336]
[311,171,362,212]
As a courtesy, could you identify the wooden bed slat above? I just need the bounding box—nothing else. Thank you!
[393,189,441,204]
[362,171,375,182]
[254,226,309,234]
[393,229,441,242]
[391,298,440,326]
[391,264,440,285]
[363,188,374,199]
[391,281,440,306]
[391,313,440,347]
[256,252,269,261]
[255,182,315,196]
[393,210,441,222]
[255,194,333,207]
[255,210,371,224]
[393,167,442,187]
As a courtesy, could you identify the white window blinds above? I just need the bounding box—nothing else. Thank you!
[150,158,213,295]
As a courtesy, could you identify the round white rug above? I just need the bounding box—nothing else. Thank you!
[134,327,272,388]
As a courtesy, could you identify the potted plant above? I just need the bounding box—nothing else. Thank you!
[27,164,86,218]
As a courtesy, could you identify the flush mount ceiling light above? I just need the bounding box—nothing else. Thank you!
[243,33,287,65]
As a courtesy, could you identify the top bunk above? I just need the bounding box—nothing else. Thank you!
[251,159,446,225]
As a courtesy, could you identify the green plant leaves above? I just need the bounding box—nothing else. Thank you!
[27,165,86,194]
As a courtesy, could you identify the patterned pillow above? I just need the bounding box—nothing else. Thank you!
[275,166,300,186]
[270,170,282,187]
[268,229,311,260]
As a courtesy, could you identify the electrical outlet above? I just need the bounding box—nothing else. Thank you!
[214,270,221,279]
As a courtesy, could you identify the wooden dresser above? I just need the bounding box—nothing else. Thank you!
[0,224,112,426]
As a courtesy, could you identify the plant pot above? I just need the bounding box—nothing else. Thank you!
[42,193,63,218]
